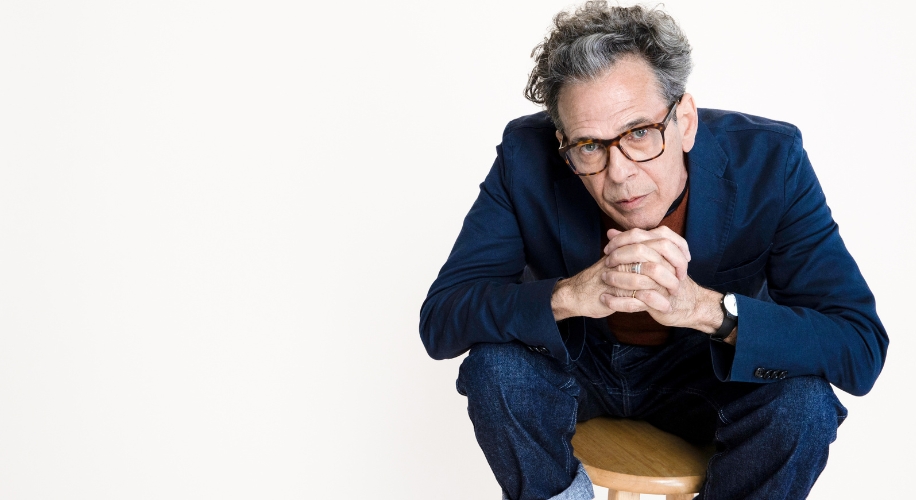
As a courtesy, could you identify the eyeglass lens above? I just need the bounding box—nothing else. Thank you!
[567,128,664,174]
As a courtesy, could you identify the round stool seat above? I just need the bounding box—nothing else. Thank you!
[572,417,715,498]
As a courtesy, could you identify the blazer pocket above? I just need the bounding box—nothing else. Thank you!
[712,244,772,285]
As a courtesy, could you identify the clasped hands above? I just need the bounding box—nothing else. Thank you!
[551,226,716,331]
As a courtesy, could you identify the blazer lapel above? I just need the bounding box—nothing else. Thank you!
[554,175,602,277]
[684,120,737,287]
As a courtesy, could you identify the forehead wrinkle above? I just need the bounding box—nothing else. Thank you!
[565,100,653,143]
[558,58,666,141]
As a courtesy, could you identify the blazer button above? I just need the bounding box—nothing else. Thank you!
[754,368,766,378]
[530,346,549,355]
[765,369,775,379]
[778,371,788,379]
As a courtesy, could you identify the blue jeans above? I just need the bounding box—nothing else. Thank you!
[456,331,847,500]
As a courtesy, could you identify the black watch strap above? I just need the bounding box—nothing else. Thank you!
[712,293,738,342]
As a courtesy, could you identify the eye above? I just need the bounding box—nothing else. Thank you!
[579,142,600,154]
[628,128,649,140]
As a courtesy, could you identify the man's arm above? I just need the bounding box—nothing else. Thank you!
[420,142,649,362]
[718,129,887,395]
[598,130,888,395]
[420,143,570,362]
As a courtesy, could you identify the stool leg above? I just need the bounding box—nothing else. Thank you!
[665,495,695,500]
[607,490,640,500]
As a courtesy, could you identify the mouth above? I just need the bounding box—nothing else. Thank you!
[614,194,648,210]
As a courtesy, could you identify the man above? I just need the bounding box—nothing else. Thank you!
[419,2,888,499]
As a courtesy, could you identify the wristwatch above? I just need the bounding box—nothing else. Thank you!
[712,292,738,342]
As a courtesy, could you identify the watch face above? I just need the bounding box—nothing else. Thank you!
[724,294,738,316]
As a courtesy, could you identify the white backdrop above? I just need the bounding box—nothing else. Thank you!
[1,1,913,498]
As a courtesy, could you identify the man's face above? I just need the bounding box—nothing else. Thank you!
[556,56,698,230]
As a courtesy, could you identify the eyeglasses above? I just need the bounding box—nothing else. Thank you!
[558,97,681,176]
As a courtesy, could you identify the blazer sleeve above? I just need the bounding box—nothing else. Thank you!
[716,129,888,396]
[419,143,575,363]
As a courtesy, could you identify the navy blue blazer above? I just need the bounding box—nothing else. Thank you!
[420,109,887,396]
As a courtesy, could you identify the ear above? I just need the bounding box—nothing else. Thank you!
[676,93,699,153]
[555,130,564,146]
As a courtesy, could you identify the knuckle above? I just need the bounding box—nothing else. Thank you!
[634,243,649,256]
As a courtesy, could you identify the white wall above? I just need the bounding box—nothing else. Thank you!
[0,0,912,498]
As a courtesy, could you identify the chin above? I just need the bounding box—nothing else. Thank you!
[622,211,665,231]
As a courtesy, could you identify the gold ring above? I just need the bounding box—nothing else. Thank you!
[631,289,637,298]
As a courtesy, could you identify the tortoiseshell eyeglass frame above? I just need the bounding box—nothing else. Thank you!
[558,96,682,177]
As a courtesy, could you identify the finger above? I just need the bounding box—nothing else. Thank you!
[605,228,622,249]
[601,294,647,314]
[606,244,676,276]
[639,239,689,280]
[604,228,649,255]
[636,289,673,313]
[607,240,687,280]
[604,226,691,262]
[648,225,691,262]
[606,285,638,299]
[608,263,679,295]
[602,270,671,294]
[614,255,677,278]
[638,261,679,294]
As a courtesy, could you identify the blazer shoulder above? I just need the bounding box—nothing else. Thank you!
[503,111,556,141]
[498,111,564,164]
[698,108,799,139]
[495,111,570,189]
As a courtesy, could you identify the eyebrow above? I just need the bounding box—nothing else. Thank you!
[567,116,654,144]
[621,116,653,132]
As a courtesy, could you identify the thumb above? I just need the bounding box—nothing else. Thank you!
[604,228,622,254]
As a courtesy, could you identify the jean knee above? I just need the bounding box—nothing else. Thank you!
[457,342,535,397]
[767,376,846,445]
[457,342,575,404]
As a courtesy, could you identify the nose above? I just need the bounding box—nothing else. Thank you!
[604,146,640,184]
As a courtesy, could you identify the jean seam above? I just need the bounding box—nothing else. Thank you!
[611,345,633,416]
[703,426,729,500]
[564,392,579,478]
[515,348,581,398]
[650,385,731,424]
[612,345,633,362]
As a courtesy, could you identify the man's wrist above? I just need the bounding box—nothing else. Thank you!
[551,278,576,321]
[721,326,738,345]
[686,287,724,334]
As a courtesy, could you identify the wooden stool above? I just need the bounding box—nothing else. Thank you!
[572,417,715,500]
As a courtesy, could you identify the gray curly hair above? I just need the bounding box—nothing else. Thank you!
[525,1,693,131]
